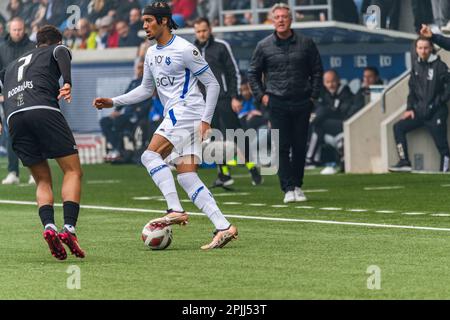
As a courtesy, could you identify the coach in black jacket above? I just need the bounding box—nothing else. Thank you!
[390,37,450,173]
[248,3,323,203]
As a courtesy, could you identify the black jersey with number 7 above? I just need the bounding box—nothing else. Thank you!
[0,44,72,125]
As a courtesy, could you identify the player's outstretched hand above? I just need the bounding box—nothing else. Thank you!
[93,98,114,109]
[58,83,72,103]
[420,24,432,38]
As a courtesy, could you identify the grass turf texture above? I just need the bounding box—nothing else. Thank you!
[1,157,450,299]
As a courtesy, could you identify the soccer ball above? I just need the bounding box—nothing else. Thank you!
[141,222,173,250]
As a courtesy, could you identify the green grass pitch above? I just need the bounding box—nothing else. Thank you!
[1,157,450,299]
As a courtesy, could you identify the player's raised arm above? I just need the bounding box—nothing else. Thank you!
[93,55,155,110]
[183,46,220,124]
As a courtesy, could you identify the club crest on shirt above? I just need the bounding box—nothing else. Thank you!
[166,56,171,66]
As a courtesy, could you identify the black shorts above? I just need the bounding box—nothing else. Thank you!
[8,109,78,167]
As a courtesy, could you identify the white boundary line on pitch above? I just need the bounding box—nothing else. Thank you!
[2,199,450,232]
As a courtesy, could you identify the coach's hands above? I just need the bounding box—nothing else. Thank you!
[58,83,72,103]
[93,98,114,109]
[199,121,211,141]
[403,110,415,120]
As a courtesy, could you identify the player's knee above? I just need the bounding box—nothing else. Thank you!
[141,150,160,168]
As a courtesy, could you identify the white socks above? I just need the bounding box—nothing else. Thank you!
[141,150,183,212]
[177,172,230,230]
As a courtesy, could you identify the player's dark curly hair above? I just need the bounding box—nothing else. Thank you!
[142,2,179,31]
[36,25,62,46]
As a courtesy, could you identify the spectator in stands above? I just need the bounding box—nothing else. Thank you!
[115,0,141,21]
[94,15,111,49]
[22,0,40,28]
[361,0,400,30]
[42,0,69,28]
[116,20,142,47]
[0,17,36,185]
[62,27,77,49]
[74,18,97,49]
[430,0,449,29]
[332,0,359,24]
[223,13,238,26]
[248,3,323,203]
[224,0,251,10]
[0,22,5,45]
[305,70,356,174]
[129,7,142,35]
[87,0,115,24]
[354,66,383,110]
[411,0,434,33]
[7,0,25,20]
[197,0,220,26]
[421,24,450,50]
[100,60,151,162]
[389,37,450,173]
[172,0,197,28]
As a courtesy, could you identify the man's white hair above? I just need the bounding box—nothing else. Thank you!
[271,3,292,17]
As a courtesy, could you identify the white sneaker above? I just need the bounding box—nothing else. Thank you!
[2,172,20,185]
[283,191,296,203]
[320,166,337,175]
[294,187,307,202]
[28,175,36,185]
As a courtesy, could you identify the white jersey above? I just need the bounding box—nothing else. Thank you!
[112,34,220,124]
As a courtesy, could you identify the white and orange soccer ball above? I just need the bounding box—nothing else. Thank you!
[141,222,173,250]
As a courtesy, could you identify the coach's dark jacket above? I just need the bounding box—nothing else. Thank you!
[0,34,35,71]
[194,35,239,100]
[248,30,323,107]
[407,53,450,120]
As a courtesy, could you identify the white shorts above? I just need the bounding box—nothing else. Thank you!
[155,104,203,165]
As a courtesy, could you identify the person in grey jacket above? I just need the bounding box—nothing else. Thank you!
[0,17,35,185]
[248,3,323,203]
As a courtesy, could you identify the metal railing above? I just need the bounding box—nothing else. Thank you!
[217,0,333,26]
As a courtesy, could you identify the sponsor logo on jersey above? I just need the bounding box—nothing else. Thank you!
[8,81,34,99]
[156,76,175,87]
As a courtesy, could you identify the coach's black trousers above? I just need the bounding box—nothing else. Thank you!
[394,109,450,169]
[269,100,312,193]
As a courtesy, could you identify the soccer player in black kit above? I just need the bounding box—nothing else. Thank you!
[0,25,85,261]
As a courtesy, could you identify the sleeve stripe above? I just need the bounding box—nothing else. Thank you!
[53,45,72,61]
[215,39,241,95]
[193,65,210,76]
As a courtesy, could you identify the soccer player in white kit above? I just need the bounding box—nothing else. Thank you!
[93,2,238,250]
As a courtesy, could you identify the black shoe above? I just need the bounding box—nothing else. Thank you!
[249,167,263,186]
[389,160,412,172]
[211,173,234,188]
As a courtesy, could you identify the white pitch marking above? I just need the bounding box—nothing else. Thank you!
[402,212,428,216]
[87,180,121,184]
[222,202,242,205]
[364,186,404,191]
[320,207,343,211]
[133,196,165,201]
[376,210,397,214]
[248,203,266,207]
[213,192,250,197]
[347,209,369,213]
[296,206,315,209]
[271,205,289,208]
[4,200,450,232]
[442,185,450,188]
[431,214,450,217]
[303,189,329,193]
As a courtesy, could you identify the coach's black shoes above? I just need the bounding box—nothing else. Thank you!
[43,227,67,261]
[389,160,412,173]
[59,227,86,259]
